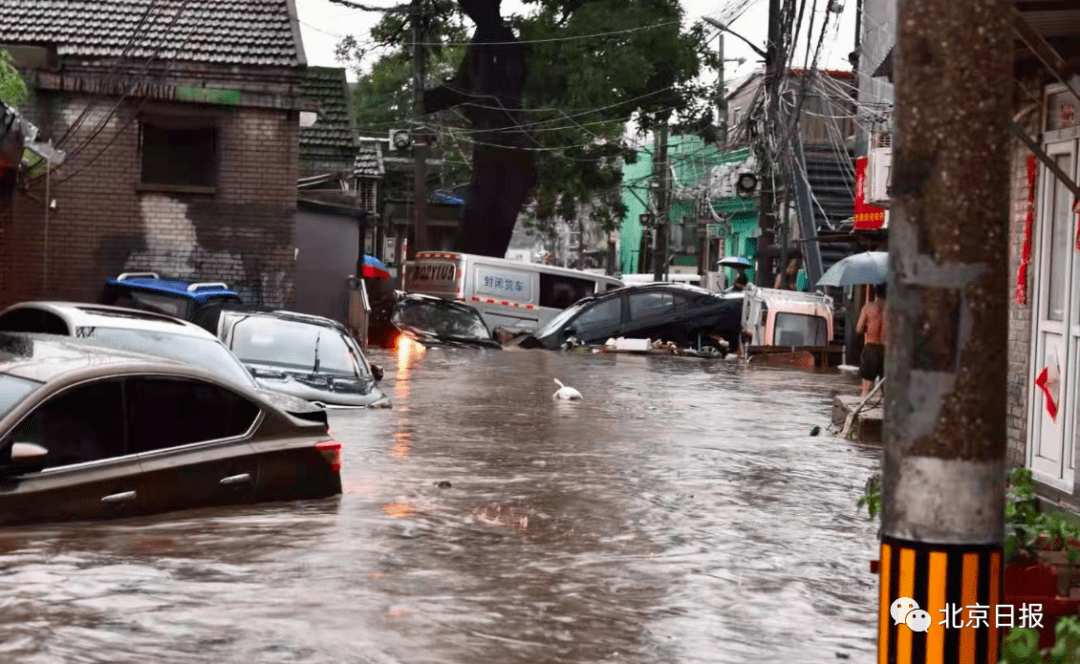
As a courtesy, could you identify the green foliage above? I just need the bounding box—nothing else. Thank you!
[856,468,1080,565]
[0,49,27,108]
[858,474,882,520]
[1005,467,1080,564]
[1000,616,1080,664]
[336,0,718,236]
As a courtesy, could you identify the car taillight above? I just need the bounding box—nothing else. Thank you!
[315,440,342,473]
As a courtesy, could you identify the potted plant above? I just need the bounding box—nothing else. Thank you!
[1006,468,1080,596]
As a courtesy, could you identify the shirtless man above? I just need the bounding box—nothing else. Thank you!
[855,283,887,396]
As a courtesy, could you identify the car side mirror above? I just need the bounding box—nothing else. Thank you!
[8,442,48,474]
[371,364,384,382]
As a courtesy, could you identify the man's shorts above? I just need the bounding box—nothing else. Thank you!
[860,343,885,381]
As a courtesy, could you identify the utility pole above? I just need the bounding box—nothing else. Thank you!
[578,217,585,270]
[652,124,669,283]
[718,33,728,145]
[756,0,781,288]
[410,0,427,258]
[878,0,1011,663]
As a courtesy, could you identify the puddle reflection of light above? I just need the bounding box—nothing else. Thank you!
[390,431,411,459]
[382,503,416,518]
[394,335,425,401]
[392,337,422,459]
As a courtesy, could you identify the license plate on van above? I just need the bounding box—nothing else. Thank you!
[409,262,457,286]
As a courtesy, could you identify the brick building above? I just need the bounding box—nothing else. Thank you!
[0,0,312,307]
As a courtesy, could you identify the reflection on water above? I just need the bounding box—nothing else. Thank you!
[0,347,879,663]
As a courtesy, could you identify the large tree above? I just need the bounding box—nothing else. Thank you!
[334,0,719,256]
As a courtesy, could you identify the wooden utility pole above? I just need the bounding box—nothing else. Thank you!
[410,0,427,257]
[652,124,670,282]
[877,0,1011,661]
[756,0,781,288]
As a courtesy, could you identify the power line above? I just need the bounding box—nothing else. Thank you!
[55,0,165,149]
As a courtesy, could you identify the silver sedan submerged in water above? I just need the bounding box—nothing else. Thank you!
[194,307,391,409]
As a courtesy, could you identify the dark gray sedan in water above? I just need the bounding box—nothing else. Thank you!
[194,307,391,409]
[391,294,502,349]
[520,283,744,352]
[0,333,342,527]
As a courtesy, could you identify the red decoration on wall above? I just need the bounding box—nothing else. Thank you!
[1075,199,1080,252]
[1017,155,1037,306]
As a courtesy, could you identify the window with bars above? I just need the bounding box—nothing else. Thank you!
[357,179,377,213]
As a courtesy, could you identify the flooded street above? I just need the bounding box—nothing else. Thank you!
[0,346,881,664]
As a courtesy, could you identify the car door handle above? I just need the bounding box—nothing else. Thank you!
[220,474,252,486]
[101,491,137,504]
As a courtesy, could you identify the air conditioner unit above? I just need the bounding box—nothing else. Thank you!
[866,142,892,209]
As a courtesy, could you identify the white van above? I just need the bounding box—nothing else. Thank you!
[405,252,624,332]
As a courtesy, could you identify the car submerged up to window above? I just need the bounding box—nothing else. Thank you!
[101,272,243,321]
[520,283,744,351]
[0,302,258,388]
[0,333,342,527]
[194,306,391,409]
[391,294,502,349]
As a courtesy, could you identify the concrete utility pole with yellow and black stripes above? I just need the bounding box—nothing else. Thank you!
[878,0,1012,662]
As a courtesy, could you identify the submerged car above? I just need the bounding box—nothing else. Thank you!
[0,333,341,527]
[0,302,331,413]
[520,283,744,351]
[391,294,502,349]
[194,306,391,409]
[0,302,261,389]
[100,272,243,321]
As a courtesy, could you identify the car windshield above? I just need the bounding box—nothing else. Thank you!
[0,373,41,420]
[393,299,492,340]
[534,300,591,338]
[81,328,257,388]
[230,317,370,379]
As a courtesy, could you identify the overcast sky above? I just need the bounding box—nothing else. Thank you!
[295,0,860,87]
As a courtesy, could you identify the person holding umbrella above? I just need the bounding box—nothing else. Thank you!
[816,251,889,395]
[856,283,887,396]
[717,256,752,292]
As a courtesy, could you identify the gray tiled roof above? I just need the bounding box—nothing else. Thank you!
[0,0,304,67]
[354,141,384,178]
[300,67,356,170]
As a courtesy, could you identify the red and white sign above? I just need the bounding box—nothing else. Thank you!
[854,156,887,230]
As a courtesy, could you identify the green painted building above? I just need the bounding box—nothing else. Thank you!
[619,135,759,283]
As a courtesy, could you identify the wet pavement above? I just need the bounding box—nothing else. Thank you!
[0,344,881,663]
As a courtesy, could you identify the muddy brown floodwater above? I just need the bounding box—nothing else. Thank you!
[0,344,881,664]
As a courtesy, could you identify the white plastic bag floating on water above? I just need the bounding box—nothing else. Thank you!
[552,378,582,401]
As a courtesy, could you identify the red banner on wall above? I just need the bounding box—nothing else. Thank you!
[854,156,887,230]
[1016,155,1037,306]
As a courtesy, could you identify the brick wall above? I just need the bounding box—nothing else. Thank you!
[4,90,298,308]
[1006,78,1043,469]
